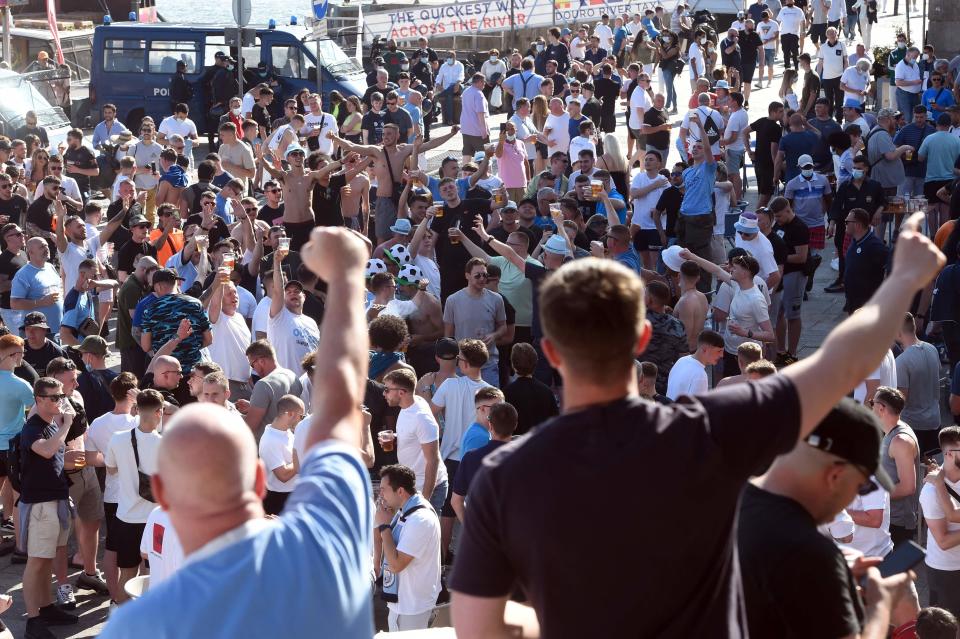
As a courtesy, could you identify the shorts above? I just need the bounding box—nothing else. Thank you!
[461,134,489,156]
[808,225,826,250]
[740,62,756,83]
[725,148,745,172]
[283,219,314,252]
[763,48,776,63]
[634,228,664,252]
[0,449,9,477]
[769,289,783,329]
[26,501,71,559]
[629,127,644,141]
[113,518,147,569]
[924,179,951,203]
[374,196,399,241]
[828,19,841,29]
[104,502,120,552]
[440,458,460,518]
[780,271,806,320]
[67,466,104,522]
[809,23,827,43]
[756,164,775,196]
[263,489,291,516]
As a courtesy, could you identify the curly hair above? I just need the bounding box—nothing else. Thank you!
[369,314,409,352]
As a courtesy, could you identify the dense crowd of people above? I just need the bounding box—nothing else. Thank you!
[0,1,957,637]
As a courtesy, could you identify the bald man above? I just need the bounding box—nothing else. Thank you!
[99,227,375,637]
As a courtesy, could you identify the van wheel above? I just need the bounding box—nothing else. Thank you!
[125,108,145,132]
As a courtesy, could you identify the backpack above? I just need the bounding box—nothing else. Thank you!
[699,108,722,147]
[862,127,883,168]
[8,433,22,493]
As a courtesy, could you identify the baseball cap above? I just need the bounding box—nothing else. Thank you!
[285,280,305,292]
[78,335,108,357]
[151,268,185,285]
[21,311,49,330]
[543,234,569,255]
[214,51,227,59]
[842,97,862,110]
[876,108,897,119]
[797,154,814,168]
[128,215,151,228]
[435,337,459,360]
[0,140,12,152]
[502,200,518,212]
[805,397,894,492]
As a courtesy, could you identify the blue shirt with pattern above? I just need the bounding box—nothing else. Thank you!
[140,294,211,372]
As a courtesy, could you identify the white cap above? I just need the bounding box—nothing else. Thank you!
[797,154,814,168]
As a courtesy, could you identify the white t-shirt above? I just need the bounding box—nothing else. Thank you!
[758,20,780,46]
[777,6,805,35]
[570,37,587,60]
[431,376,491,462]
[208,310,252,382]
[853,349,898,403]
[895,59,922,94]
[920,478,960,570]
[85,411,137,504]
[396,396,448,493]
[241,92,256,117]
[259,425,296,493]
[388,507,442,616]
[840,66,870,102]
[34,175,81,202]
[413,256,441,299]
[301,112,339,156]
[568,137,596,165]
[724,108,750,151]
[630,172,668,230]
[105,425,161,524]
[846,487,893,558]
[722,282,770,354]
[827,0,845,21]
[734,232,779,280]
[666,354,708,400]
[819,40,848,80]
[158,115,198,141]
[628,86,652,130]
[267,306,320,374]
[268,123,296,153]
[688,42,705,77]
[292,414,312,464]
[544,112,571,156]
[682,107,725,157]
[594,23,615,50]
[140,506,184,587]
[59,236,102,295]
[252,296,271,337]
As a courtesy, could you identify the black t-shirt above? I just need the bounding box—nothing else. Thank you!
[491,225,537,247]
[362,83,398,109]
[738,31,763,64]
[739,484,863,637]
[312,173,347,227]
[644,107,670,149]
[142,372,193,408]
[258,250,303,288]
[118,240,157,274]
[546,73,567,97]
[503,376,559,436]
[655,186,683,238]
[429,199,491,299]
[63,145,97,196]
[24,339,64,376]
[750,117,783,165]
[720,37,742,69]
[77,368,119,424]
[361,111,385,145]
[19,413,69,504]
[257,203,284,226]
[0,249,26,309]
[26,195,54,234]
[252,103,272,134]
[452,440,507,497]
[366,378,399,476]
[774,216,811,274]
[105,200,146,251]
[383,108,413,142]
[0,195,28,227]
[450,376,801,638]
[185,214,230,247]
[765,230,789,266]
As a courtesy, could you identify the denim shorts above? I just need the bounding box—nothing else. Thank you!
[726,148,745,172]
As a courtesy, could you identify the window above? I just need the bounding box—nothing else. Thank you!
[103,39,145,73]
[148,41,199,74]
[271,45,316,81]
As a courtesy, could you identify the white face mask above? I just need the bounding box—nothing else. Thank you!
[506,134,516,142]
[897,42,906,49]
[420,57,429,64]
[801,168,814,178]
[446,58,455,65]
[231,107,241,116]
[490,56,498,62]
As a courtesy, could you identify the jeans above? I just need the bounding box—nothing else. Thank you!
[428,480,448,515]
[844,11,859,39]
[896,89,920,123]
[480,356,500,387]
[436,85,457,124]
[927,565,960,620]
[662,67,677,110]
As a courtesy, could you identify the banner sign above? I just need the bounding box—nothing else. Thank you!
[363,0,680,43]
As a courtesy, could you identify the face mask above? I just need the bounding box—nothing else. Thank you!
[231,107,241,116]
[852,169,865,180]
[801,168,813,178]
[924,54,931,61]
[663,37,672,43]
[537,44,545,52]
[506,134,516,142]
[446,58,455,65]
[490,56,498,62]
[401,64,409,70]
[897,42,906,49]
[84,362,94,373]
[420,57,429,65]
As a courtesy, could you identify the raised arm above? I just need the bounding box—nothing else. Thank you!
[474,221,525,271]
[53,199,68,254]
[783,213,944,440]
[418,125,461,154]
[299,228,369,449]
[270,250,285,319]
[327,132,381,158]
[678,248,732,283]
[208,277,224,324]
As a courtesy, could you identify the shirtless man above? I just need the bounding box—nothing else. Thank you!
[399,272,444,375]
[328,123,461,242]
[673,260,709,353]
[259,146,364,251]
[715,342,764,388]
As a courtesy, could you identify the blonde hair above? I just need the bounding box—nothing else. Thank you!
[779,69,798,100]
[532,95,549,129]
[600,134,629,174]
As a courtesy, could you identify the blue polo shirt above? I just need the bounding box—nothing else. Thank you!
[784,173,831,229]
[459,422,491,458]
[99,441,374,639]
[0,370,34,451]
[679,162,717,217]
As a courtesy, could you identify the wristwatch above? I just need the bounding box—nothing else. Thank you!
[377,524,392,534]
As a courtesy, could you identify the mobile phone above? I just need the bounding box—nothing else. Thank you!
[500,122,507,134]
[878,540,925,578]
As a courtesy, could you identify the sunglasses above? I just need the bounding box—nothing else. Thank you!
[266,188,281,194]
[243,207,257,213]
[201,201,216,206]
[50,166,62,171]
[40,393,66,401]
[472,272,488,279]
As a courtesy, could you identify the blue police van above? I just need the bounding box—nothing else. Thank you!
[90,20,366,132]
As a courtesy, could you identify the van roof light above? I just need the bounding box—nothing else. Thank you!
[103,14,112,25]
[128,11,137,21]
[268,18,276,29]
[290,15,298,25]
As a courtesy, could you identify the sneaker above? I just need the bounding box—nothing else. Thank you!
[754,82,763,89]
[10,550,27,564]
[0,517,13,532]
[76,570,109,594]
[775,353,799,368]
[824,280,845,293]
[24,618,56,639]
[38,603,78,625]
[55,583,77,611]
